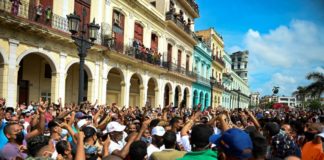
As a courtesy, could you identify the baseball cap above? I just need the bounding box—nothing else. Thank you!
[151,126,165,136]
[77,119,88,129]
[209,133,222,145]
[218,128,253,159]
[106,121,126,133]
[75,112,85,119]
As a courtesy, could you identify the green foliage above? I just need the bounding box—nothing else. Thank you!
[307,100,322,110]
[264,101,275,109]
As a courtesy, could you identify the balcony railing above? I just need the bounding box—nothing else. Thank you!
[195,74,210,85]
[212,55,225,67]
[166,11,192,35]
[0,0,69,33]
[186,0,199,14]
[162,61,196,78]
[214,82,224,90]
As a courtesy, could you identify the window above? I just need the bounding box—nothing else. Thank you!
[244,64,247,69]
[134,22,143,43]
[44,64,52,78]
[237,64,240,69]
[41,92,51,103]
[238,57,242,61]
[151,33,158,52]
[113,12,121,26]
[186,54,189,71]
[231,64,234,69]
[177,50,182,67]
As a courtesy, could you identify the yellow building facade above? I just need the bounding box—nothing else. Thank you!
[0,0,199,108]
[196,28,225,108]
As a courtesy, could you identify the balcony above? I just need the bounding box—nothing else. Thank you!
[0,0,69,33]
[212,55,225,68]
[162,61,196,78]
[165,11,196,45]
[195,74,210,86]
[178,0,199,18]
[214,82,224,90]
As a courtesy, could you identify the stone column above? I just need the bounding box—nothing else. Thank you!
[139,84,147,108]
[58,52,67,105]
[6,39,19,107]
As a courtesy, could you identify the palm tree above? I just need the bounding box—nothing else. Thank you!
[293,86,307,107]
[305,72,324,99]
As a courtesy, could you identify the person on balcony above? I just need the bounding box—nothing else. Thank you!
[35,4,43,22]
[133,39,140,58]
[10,0,22,16]
[45,7,52,23]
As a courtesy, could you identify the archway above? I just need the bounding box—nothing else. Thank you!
[182,87,190,108]
[65,63,92,104]
[17,53,56,104]
[107,67,124,106]
[164,82,172,107]
[199,91,204,107]
[147,77,158,108]
[193,90,198,108]
[174,85,181,107]
[204,92,209,109]
[129,73,143,107]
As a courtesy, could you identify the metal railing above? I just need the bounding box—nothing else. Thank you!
[212,55,225,66]
[165,11,192,36]
[186,0,199,14]
[195,74,210,85]
[0,0,69,33]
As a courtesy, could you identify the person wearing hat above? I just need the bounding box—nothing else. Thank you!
[215,128,253,160]
[147,126,166,158]
[151,131,186,160]
[106,121,129,158]
[82,126,101,160]
[302,123,324,160]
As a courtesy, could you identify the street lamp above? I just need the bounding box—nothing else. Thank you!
[210,76,216,108]
[67,8,100,105]
[237,88,241,110]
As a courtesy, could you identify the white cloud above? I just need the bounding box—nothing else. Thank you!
[245,20,324,68]
[236,20,324,96]
[315,66,324,73]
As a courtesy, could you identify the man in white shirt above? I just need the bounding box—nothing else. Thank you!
[107,121,126,154]
[147,126,165,158]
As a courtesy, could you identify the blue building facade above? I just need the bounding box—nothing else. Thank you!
[192,41,212,109]
[222,52,233,108]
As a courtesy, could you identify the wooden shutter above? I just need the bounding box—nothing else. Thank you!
[113,10,124,52]
[151,33,158,52]
[134,23,143,43]
[74,0,91,35]
[177,50,181,67]
[167,44,172,62]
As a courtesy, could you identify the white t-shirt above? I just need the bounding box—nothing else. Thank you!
[147,144,165,159]
[181,135,191,152]
[109,140,124,154]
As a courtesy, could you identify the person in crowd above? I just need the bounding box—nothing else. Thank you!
[129,140,148,160]
[147,126,165,158]
[301,123,324,160]
[150,131,186,160]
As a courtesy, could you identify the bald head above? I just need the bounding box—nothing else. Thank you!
[284,156,301,160]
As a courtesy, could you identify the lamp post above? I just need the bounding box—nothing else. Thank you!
[210,76,216,108]
[67,8,100,105]
[237,88,241,110]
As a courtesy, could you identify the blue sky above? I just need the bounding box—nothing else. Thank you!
[195,0,324,96]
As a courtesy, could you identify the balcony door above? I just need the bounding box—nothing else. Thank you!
[177,50,182,68]
[74,0,91,36]
[167,44,172,63]
[134,22,143,44]
[112,10,125,52]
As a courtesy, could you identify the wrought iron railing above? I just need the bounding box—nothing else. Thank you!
[186,0,199,14]
[212,55,225,67]
[195,74,210,85]
[165,11,192,36]
[0,0,69,33]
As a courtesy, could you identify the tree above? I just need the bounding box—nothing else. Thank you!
[305,72,324,99]
[293,86,307,107]
[307,100,322,110]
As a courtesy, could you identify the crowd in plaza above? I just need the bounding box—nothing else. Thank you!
[0,97,324,160]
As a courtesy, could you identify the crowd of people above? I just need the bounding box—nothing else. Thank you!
[0,97,323,160]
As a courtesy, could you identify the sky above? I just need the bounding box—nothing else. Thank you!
[195,0,324,96]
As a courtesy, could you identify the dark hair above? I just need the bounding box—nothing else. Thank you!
[27,135,51,157]
[250,133,267,159]
[47,120,60,133]
[82,126,96,141]
[129,141,147,160]
[163,131,177,148]
[56,140,69,156]
[264,122,280,137]
[149,119,160,129]
[4,123,16,135]
[191,124,213,148]
[169,117,181,126]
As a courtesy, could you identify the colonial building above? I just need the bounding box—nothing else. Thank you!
[231,50,248,83]
[196,28,225,108]
[221,51,233,108]
[0,0,199,108]
[250,92,260,107]
[192,39,212,109]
